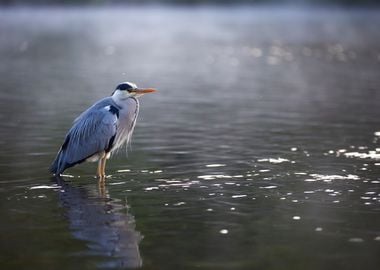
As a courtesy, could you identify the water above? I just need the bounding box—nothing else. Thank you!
[0,5,380,270]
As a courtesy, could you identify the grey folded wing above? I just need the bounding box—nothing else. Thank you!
[51,107,118,174]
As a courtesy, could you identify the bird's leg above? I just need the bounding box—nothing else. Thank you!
[100,157,107,178]
[97,151,106,179]
[97,158,103,178]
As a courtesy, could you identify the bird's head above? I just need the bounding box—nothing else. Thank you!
[112,82,157,100]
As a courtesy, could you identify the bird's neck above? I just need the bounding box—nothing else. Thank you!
[112,95,138,108]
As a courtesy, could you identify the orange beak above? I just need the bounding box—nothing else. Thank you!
[133,88,157,94]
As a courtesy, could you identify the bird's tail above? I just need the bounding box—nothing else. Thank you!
[50,150,67,175]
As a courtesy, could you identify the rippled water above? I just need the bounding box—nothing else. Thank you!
[0,6,380,270]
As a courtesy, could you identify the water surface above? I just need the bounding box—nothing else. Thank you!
[0,6,380,270]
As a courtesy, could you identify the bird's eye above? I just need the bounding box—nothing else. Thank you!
[118,84,131,91]
[115,82,137,92]
[115,82,137,93]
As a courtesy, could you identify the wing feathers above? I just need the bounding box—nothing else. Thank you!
[50,106,118,174]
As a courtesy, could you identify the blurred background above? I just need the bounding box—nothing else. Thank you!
[0,0,379,270]
[0,0,379,6]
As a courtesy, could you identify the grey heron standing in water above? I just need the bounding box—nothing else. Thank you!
[50,82,157,178]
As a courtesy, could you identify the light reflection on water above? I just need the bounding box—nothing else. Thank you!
[0,5,380,270]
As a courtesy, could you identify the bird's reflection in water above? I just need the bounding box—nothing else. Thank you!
[53,176,142,268]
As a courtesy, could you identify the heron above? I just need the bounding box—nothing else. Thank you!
[50,82,157,178]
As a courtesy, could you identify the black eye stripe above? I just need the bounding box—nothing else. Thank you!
[116,83,134,91]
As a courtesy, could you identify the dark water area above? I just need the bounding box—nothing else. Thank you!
[0,6,380,270]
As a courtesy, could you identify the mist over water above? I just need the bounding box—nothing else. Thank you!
[0,6,379,270]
